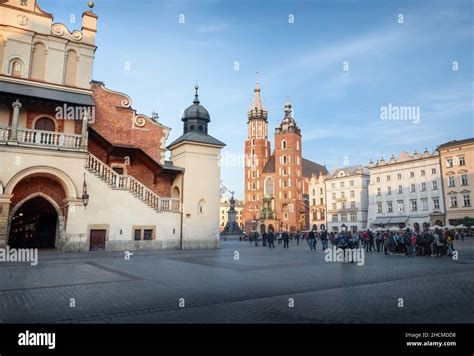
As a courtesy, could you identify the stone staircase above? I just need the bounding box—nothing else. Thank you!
[85,153,180,213]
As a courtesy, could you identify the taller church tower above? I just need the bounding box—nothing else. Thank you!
[243,76,271,232]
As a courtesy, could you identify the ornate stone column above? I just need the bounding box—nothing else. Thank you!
[81,109,89,148]
[10,99,22,141]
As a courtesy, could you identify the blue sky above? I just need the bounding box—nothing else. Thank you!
[44,0,473,198]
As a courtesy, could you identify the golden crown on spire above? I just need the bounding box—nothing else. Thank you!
[88,1,95,10]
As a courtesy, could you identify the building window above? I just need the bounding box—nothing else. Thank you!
[282,155,287,164]
[446,158,453,168]
[397,173,402,180]
[377,202,382,214]
[421,182,426,191]
[10,58,24,77]
[397,201,404,212]
[332,193,336,200]
[350,212,356,222]
[387,201,393,213]
[31,42,47,80]
[433,198,440,210]
[350,201,356,209]
[448,176,455,187]
[282,140,287,149]
[198,199,207,215]
[461,174,468,186]
[331,183,336,189]
[340,181,345,188]
[376,177,380,183]
[398,185,403,194]
[411,200,417,212]
[320,188,323,194]
[320,198,324,205]
[410,184,416,193]
[251,138,255,145]
[386,175,391,181]
[421,170,425,176]
[387,187,392,195]
[341,191,345,198]
[377,188,381,196]
[432,180,438,190]
[133,226,156,241]
[350,190,355,198]
[341,202,346,210]
[432,168,436,174]
[64,49,78,86]
[450,195,457,208]
[459,156,466,166]
[410,172,415,178]
[332,214,338,222]
[341,214,347,222]
[421,198,428,211]
[463,194,471,207]
[350,180,354,187]
[34,117,56,131]
[332,203,336,210]
[264,177,274,197]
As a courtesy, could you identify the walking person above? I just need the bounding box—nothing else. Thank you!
[321,230,329,251]
[262,232,267,247]
[308,229,316,251]
[283,231,290,248]
[254,231,260,247]
[268,230,275,248]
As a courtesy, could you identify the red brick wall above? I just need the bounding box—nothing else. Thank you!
[91,84,167,162]
[11,176,66,213]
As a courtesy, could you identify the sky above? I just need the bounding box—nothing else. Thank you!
[42,0,473,198]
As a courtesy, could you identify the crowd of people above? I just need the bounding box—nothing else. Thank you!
[243,227,466,257]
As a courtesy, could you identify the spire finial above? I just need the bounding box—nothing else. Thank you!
[193,82,200,105]
[88,1,94,10]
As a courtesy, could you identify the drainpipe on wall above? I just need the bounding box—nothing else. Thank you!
[179,172,184,250]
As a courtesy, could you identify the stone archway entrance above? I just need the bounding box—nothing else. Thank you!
[8,196,58,249]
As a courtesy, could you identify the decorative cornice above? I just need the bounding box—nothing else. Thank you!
[51,23,83,42]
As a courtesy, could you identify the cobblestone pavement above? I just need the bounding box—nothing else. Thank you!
[0,238,473,323]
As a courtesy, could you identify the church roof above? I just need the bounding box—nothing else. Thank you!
[167,131,226,149]
[262,155,328,178]
[263,155,276,173]
[302,158,329,178]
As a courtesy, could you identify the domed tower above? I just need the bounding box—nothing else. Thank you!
[274,99,304,232]
[168,85,225,249]
[181,84,211,135]
[243,74,271,233]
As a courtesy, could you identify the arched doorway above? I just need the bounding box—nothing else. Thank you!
[260,224,266,234]
[268,224,274,233]
[8,196,58,249]
[435,220,443,227]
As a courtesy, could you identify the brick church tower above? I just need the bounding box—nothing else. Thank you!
[273,100,304,231]
[243,77,271,232]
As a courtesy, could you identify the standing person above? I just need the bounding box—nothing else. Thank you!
[434,229,443,257]
[262,232,268,247]
[424,230,433,256]
[268,230,275,248]
[296,232,300,246]
[308,229,316,251]
[336,232,349,263]
[369,230,376,252]
[375,231,382,252]
[383,231,389,255]
[254,231,260,247]
[321,230,329,251]
[283,231,290,248]
[353,231,360,249]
